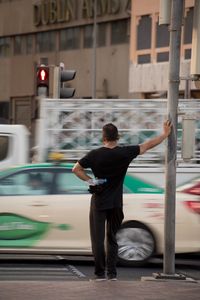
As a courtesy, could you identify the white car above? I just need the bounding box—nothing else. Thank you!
[0,163,199,266]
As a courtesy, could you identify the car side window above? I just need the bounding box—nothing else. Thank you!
[55,171,89,194]
[0,170,53,196]
[0,136,9,161]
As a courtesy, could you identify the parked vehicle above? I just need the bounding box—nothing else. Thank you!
[0,124,29,169]
[0,163,199,266]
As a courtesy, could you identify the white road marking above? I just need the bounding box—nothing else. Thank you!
[68,265,86,278]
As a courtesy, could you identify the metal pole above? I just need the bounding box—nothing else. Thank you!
[184,78,191,99]
[37,86,48,98]
[164,0,184,275]
[92,0,97,99]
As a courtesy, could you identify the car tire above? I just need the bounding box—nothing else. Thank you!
[116,221,156,267]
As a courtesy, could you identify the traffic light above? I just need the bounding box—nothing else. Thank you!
[36,65,49,97]
[60,69,76,98]
[53,65,76,99]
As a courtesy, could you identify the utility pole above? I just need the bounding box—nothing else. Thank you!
[92,0,97,99]
[164,0,184,275]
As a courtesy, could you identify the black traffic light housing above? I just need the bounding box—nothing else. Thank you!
[60,69,76,98]
[52,64,76,99]
[36,65,49,96]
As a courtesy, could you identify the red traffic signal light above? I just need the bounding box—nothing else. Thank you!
[37,66,49,87]
[38,69,48,81]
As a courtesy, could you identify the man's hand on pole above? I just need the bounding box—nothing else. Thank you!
[163,120,172,138]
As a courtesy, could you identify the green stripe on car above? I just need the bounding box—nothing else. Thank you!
[124,174,164,194]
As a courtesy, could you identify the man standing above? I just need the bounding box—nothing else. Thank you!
[72,121,171,281]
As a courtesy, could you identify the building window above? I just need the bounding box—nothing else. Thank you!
[111,19,129,45]
[157,52,169,62]
[36,31,56,53]
[14,35,33,55]
[156,24,170,48]
[184,8,193,44]
[185,49,191,59]
[137,15,152,50]
[138,54,151,64]
[83,23,107,48]
[14,36,24,55]
[26,35,33,54]
[0,37,11,57]
[60,27,80,51]
[83,25,93,48]
[97,23,107,47]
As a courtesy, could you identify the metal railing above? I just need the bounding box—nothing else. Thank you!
[39,99,200,166]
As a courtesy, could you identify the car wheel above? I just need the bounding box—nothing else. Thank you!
[116,221,155,266]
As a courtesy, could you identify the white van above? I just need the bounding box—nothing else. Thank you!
[0,124,29,169]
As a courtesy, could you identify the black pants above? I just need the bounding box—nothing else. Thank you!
[89,204,124,277]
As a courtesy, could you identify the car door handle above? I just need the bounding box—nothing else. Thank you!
[30,203,48,207]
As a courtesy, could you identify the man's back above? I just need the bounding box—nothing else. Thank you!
[87,146,139,178]
[78,145,140,210]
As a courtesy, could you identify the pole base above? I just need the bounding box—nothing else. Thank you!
[153,273,186,280]
[141,273,197,283]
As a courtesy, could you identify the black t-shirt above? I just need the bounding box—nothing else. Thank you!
[78,145,140,210]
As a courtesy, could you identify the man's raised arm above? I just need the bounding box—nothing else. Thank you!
[139,120,172,155]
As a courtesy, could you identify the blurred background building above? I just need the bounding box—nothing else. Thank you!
[0,0,199,128]
[0,0,131,128]
[129,0,198,99]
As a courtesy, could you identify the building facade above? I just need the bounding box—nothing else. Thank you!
[0,0,131,127]
[129,0,200,99]
[1,0,199,129]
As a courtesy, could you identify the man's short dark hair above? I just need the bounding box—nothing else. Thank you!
[102,123,119,141]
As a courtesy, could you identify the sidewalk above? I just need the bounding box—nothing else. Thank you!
[0,279,200,300]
